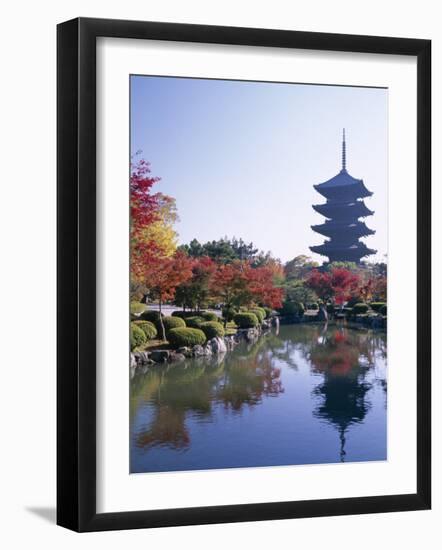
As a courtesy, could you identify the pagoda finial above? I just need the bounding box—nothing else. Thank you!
[342,128,346,171]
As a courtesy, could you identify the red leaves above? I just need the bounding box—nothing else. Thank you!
[306,267,360,305]
[211,260,283,309]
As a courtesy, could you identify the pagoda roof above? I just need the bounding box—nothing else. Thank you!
[314,169,372,199]
[313,200,374,219]
[311,220,375,238]
[310,241,377,260]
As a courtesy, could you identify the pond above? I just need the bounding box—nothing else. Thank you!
[130,324,387,473]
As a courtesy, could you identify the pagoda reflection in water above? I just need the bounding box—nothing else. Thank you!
[310,130,377,263]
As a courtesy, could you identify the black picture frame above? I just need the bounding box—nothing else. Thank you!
[57,17,431,532]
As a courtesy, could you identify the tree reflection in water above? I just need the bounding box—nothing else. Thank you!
[131,324,387,465]
[133,336,284,450]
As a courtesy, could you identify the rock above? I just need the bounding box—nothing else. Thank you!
[202,345,213,356]
[318,306,328,322]
[237,327,259,342]
[192,345,205,357]
[150,350,170,363]
[177,346,189,354]
[209,337,227,354]
[130,353,137,368]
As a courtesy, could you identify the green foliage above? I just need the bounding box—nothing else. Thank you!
[199,311,218,322]
[200,321,225,339]
[277,300,304,317]
[352,303,369,314]
[249,308,265,323]
[139,309,163,323]
[130,301,147,315]
[159,315,186,336]
[178,237,270,265]
[185,316,205,328]
[380,304,387,315]
[167,327,207,348]
[133,320,157,340]
[307,303,319,310]
[222,306,238,323]
[326,261,358,272]
[263,306,273,318]
[284,255,319,280]
[370,302,387,312]
[233,312,259,328]
[130,322,147,350]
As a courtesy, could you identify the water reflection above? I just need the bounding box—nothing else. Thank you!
[130,324,387,471]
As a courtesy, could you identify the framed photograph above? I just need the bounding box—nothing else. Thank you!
[57,17,431,532]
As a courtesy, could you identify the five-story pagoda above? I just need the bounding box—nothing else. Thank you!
[310,130,376,263]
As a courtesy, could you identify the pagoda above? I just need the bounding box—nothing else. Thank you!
[310,130,376,263]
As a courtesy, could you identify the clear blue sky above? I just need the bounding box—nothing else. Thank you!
[130,75,388,264]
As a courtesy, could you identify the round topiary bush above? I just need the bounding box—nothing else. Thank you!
[370,302,386,313]
[200,321,225,339]
[167,327,207,348]
[222,306,237,323]
[159,315,186,335]
[185,316,205,328]
[139,309,163,323]
[130,322,147,350]
[352,303,369,314]
[249,308,265,323]
[199,311,218,322]
[133,320,157,340]
[234,312,259,328]
[130,301,147,316]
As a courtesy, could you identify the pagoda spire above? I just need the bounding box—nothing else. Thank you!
[342,128,346,171]
[310,130,376,263]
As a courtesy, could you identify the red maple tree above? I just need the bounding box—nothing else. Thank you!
[306,268,360,305]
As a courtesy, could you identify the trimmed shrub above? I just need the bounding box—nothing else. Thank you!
[234,312,259,328]
[186,316,205,328]
[250,308,265,323]
[159,315,186,335]
[352,303,369,314]
[277,300,304,317]
[263,306,273,318]
[130,322,147,350]
[370,302,386,313]
[139,309,163,323]
[199,311,218,322]
[380,304,387,315]
[200,321,225,339]
[171,310,196,319]
[130,301,147,315]
[167,327,207,348]
[133,320,157,340]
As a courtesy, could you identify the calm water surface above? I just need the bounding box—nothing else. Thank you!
[130,324,387,473]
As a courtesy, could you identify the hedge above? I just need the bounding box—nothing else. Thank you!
[133,320,157,340]
[199,311,218,322]
[158,315,186,335]
[139,310,163,323]
[250,308,265,323]
[234,312,259,328]
[185,316,205,328]
[130,322,147,350]
[200,321,225,339]
[370,302,386,312]
[352,303,369,314]
[130,301,147,315]
[167,327,207,348]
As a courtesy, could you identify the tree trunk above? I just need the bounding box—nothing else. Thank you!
[158,299,166,341]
